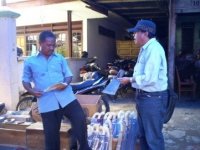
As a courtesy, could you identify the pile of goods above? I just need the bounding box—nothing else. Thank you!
[87,110,138,150]
[0,110,32,125]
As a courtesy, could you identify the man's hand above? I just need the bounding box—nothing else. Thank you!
[22,81,43,97]
[53,83,68,91]
[31,90,43,98]
[118,77,132,85]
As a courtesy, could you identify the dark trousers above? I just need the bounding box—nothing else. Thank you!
[41,99,90,150]
[136,90,168,150]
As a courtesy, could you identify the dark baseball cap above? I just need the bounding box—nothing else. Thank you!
[127,19,156,34]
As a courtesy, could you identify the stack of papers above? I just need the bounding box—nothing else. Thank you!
[43,82,67,92]
[102,78,120,95]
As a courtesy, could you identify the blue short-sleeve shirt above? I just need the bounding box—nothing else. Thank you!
[22,52,76,113]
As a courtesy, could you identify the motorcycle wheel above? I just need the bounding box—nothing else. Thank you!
[16,96,35,111]
[0,108,7,115]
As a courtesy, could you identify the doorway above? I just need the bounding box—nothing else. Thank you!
[181,23,194,54]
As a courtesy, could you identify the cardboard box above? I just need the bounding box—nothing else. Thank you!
[76,94,102,117]
[26,122,71,150]
[0,122,32,130]
[31,95,102,122]
[0,128,26,146]
[112,138,118,150]
[0,122,31,147]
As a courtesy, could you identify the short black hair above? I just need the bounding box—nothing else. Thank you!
[140,29,155,39]
[39,30,56,43]
[148,32,155,39]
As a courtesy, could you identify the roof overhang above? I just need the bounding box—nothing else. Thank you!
[82,0,169,24]
[5,1,107,26]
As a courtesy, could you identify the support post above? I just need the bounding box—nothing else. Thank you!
[1,0,6,6]
[0,6,20,110]
[168,0,176,90]
[67,10,72,57]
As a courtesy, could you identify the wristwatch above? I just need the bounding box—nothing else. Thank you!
[62,82,68,86]
[129,77,133,83]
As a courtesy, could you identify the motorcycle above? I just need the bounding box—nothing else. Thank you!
[0,102,6,115]
[104,58,137,101]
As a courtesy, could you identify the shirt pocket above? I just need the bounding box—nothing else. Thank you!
[32,71,47,80]
[135,58,145,73]
[49,63,63,73]
[138,56,145,64]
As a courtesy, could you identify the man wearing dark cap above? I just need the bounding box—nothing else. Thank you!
[119,19,168,150]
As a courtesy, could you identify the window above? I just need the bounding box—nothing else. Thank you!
[56,33,68,57]
[26,35,38,56]
[16,22,83,57]
[72,32,82,58]
[17,35,25,55]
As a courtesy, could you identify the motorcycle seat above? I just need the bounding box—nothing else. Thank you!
[71,79,95,91]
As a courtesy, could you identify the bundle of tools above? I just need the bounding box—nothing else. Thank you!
[87,110,138,150]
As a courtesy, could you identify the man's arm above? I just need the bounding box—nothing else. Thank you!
[118,77,135,85]
[22,81,43,97]
[50,76,73,91]
[64,76,72,85]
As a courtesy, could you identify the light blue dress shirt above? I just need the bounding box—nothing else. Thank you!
[132,38,168,92]
[22,52,76,113]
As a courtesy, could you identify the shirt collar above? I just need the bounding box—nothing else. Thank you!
[37,51,58,57]
[142,38,156,50]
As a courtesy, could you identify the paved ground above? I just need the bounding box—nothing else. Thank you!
[0,91,200,150]
[109,91,200,150]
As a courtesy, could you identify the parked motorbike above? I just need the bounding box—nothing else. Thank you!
[0,102,7,115]
[104,58,137,101]
[107,58,136,77]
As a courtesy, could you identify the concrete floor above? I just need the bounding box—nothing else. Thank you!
[109,91,200,150]
[0,91,200,150]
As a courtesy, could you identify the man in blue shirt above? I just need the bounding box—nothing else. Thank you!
[22,31,90,150]
[119,20,168,150]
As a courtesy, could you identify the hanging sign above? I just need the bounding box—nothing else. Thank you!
[175,0,200,13]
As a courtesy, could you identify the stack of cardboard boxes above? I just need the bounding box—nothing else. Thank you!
[0,94,103,149]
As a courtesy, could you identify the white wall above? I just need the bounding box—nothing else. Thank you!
[86,18,129,68]
[82,19,88,52]
[17,59,26,94]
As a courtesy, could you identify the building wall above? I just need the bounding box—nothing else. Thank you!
[176,22,182,55]
[86,18,128,68]
[17,59,25,94]
[194,22,200,50]
[176,15,200,54]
